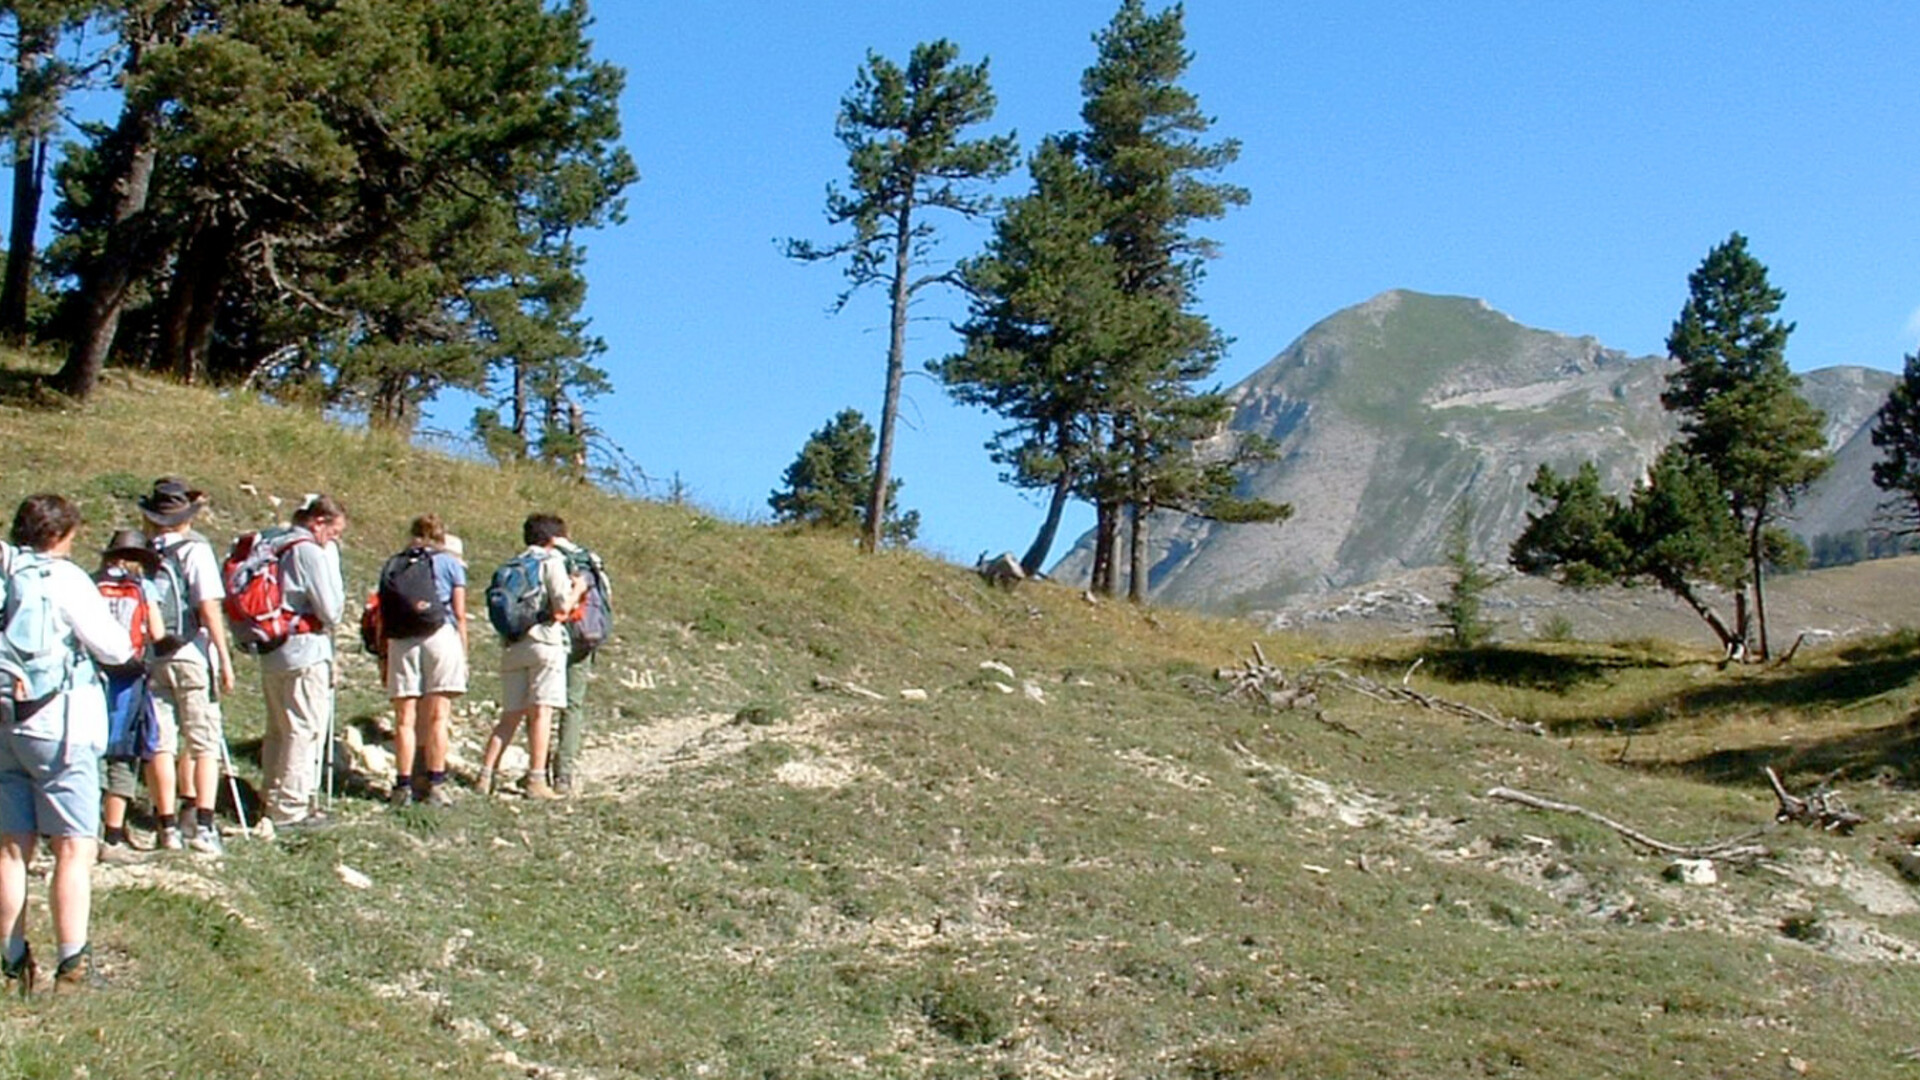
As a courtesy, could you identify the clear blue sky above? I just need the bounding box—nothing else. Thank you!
[36,3,1920,564]
[569,1,1920,564]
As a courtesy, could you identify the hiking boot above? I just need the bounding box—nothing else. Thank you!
[53,946,98,992]
[523,776,559,801]
[474,768,495,797]
[157,826,182,851]
[2,946,34,998]
[389,785,415,809]
[424,783,455,808]
[98,838,144,865]
[178,813,197,843]
[551,773,575,797]
[274,811,332,833]
[189,827,225,857]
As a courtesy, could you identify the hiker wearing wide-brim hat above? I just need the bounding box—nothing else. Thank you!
[137,478,207,528]
[100,528,161,574]
[137,477,234,855]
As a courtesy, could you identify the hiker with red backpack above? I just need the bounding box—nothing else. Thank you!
[377,515,468,808]
[0,495,136,995]
[137,478,236,855]
[475,513,585,800]
[94,530,166,862]
[235,495,347,830]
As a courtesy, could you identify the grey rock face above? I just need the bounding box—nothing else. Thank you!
[1054,290,1894,618]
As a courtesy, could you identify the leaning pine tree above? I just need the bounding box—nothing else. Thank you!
[1870,350,1920,535]
[787,39,1017,553]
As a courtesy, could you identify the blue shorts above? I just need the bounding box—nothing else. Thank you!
[0,727,101,839]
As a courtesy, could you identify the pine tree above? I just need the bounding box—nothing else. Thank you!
[1662,233,1830,658]
[1870,351,1920,534]
[770,409,920,546]
[787,39,1017,553]
[1436,498,1498,649]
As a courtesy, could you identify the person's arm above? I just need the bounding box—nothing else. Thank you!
[299,542,347,629]
[66,569,135,669]
[199,599,235,692]
[451,585,469,652]
[186,542,236,692]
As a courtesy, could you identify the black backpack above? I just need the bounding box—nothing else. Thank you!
[376,547,448,641]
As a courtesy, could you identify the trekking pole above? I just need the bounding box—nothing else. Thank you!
[217,733,251,833]
[320,661,335,812]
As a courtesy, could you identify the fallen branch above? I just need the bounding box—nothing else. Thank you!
[1764,766,1864,834]
[813,675,886,701]
[1332,670,1546,737]
[1485,786,1771,860]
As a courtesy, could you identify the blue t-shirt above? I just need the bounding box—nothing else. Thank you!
[428,548,466,607]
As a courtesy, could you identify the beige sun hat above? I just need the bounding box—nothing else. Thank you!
[441,533,466,566]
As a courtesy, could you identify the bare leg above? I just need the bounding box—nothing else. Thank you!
[0,833,29,948]
[152,750,178,821]
[392,697,419,787]
[46,837,94,950]
[422,694,452,774]
[525,705,552,780]
[191,754,221,813]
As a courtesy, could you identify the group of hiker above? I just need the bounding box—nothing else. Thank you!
[0,477,612,995]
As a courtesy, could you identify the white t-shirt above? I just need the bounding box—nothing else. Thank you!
[9,554,135,748]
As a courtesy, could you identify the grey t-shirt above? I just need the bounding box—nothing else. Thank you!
[261,528,346,674]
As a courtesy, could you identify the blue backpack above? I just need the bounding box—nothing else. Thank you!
[0,552,82,718]
[486,553,549,643]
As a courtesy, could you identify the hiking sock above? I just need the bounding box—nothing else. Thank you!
[427,770,447,787]
[395,774,412,794]
[4,936,24,967]
[103,825,129,847]
[56,943,85,966]
[197,808,216,832]
[156,813,176,833]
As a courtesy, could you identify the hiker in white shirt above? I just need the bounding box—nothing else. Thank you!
[0,494,135,993]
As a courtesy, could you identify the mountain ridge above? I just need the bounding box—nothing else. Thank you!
[1055,289,1896,618]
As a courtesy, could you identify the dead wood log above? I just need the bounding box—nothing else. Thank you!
[1486,786,1771,859]
[1764,766,1864,834]
[1331,670,1546,738]
[813,675,886,701]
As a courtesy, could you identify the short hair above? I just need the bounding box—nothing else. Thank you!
[410,514,446,545]
[292,493,345,528]
[523,513,566,547]
[10,494,82,552]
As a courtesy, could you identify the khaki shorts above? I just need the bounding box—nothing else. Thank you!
[386,622,468,699]
[150,654,225,757]
[500,638,568,713]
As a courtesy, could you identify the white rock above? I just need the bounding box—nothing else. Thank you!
[337,864,373,890]
[1022,682,1047,704]
[989,681,1016,695]
[1666,858,1718,886]
[900,688,929,702]
[980,660,1016,679]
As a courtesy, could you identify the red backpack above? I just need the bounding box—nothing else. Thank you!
[222,530,320,655]
[95,571,151,654]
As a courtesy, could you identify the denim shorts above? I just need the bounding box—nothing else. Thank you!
[0,727,101,838]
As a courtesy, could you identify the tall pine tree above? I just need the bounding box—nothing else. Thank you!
[1662,233,1829,659]
[788,39,1017,553]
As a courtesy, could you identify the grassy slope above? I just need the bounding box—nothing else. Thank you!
[1,357,1918,1079]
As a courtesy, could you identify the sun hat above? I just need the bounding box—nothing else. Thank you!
[137,477,207,527]
[102,527,161,573]
[441,533,467,567]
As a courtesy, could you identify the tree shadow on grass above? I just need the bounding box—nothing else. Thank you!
[1407,646,1644,695]
[1667,711,1920,790]
[1609,648,1920,734]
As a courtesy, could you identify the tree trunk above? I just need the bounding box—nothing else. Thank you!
[0,17,55,344]
[1020,466,1076,577]
[156,220,231,383]
[510,358,529,457]
[1128,500,1150,603]
[1747,512,1772,662]
[865,204,914,554]
[567,397,588,480]
[53,5,179,400]
[1091,500,1117,595]
[1661,574,1742,658]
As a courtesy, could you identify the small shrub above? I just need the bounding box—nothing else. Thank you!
[919,973,1007,1045]
[1780,912,1827,943]
[1536,613,1576,643]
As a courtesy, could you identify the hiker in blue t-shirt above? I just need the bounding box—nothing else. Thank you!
[380,515,469,808]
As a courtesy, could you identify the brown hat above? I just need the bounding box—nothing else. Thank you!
[102,528,161,573]
[138,477,207,527]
